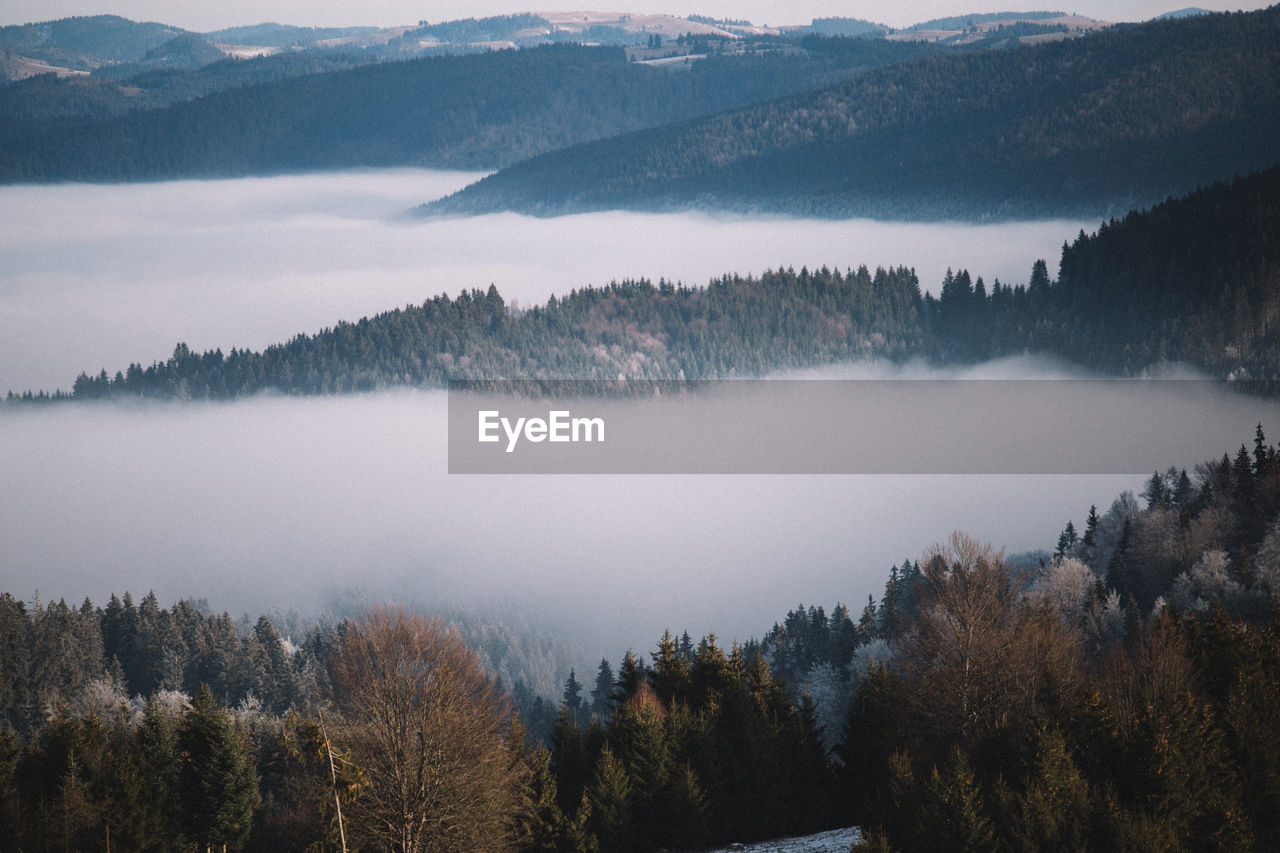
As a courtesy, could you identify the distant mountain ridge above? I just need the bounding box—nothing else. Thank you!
[0,8,1089,80]
[426,6,1280,221]
[0,37,950,182]
[0,14,188,76]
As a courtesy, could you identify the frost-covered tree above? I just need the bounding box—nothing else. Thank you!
[1172,549,1242,613]
[800,662,851,752]
[1252,516,1280,596]
[1032,557,1095,621]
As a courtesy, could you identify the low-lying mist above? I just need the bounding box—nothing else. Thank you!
[7,354,1279,660]
[1,169,1093,394]
[4,169,1263,664]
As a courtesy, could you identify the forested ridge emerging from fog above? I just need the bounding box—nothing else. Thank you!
[14,160,1280,402]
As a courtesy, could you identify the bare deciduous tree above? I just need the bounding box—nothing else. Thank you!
[328,607,528,853]
[900,532,1082,743]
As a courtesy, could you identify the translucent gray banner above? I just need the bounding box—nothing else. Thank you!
[447,379,1277,474]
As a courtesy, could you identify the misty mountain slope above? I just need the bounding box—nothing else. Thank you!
[428,6,1280,220]
[1033,161,1280,376]
[0,38,945,182]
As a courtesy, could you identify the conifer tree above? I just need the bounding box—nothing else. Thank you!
[0,593,29,730]
[613,651,646,709]
[590,658,614,721]
[176,684,258,851]
[917,747,995,852]
[650,630,688,705]
[585,745,633,853]
[562,668,583,725]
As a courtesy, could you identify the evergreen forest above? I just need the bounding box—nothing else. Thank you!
[429,6,1280,219]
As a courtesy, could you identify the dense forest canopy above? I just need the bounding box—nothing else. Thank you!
[429,6,1280,220]
[5,6,1280,849]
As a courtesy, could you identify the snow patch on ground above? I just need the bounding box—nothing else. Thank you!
[706,826,861,852]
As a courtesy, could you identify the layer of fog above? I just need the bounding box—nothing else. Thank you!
[8,353,1280,660]
[1,169,1094,393]
[3,168,1254,665]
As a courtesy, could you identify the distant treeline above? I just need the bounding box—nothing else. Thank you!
[0,38,943,182]
[430,6,1280,219]
[14,265,924,401]
[923,161,1280,379]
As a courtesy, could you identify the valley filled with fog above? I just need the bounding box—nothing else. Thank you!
[1,169,1271,658]
[2,169,1090,394]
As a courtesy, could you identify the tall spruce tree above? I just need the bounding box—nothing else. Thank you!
[176,684,258,851]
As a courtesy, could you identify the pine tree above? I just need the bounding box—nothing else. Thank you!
[991,722,1092,851]
[0,593,29,731]
[1055,521,1078,559]
[1106,519,1136,600]
[585,745,633,852]
[650,630,688,705]
[176,684,258,851]
[918,747,995,852]
[549,708,592,818]
[137,697,182,844]
[590,658,614,721]
[613,651,646,709]
[517,747,568,852]
[563,668,583,725]
[1142,471,1167,509]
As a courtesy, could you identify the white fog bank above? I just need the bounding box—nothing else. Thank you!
[2,169,1237,660]
[7,354,1280,657]
[0,384,1129,656]
[1,169,1095,393]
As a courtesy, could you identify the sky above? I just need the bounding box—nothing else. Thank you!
[0,0,1270,33]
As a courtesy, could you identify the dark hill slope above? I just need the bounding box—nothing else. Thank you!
[428,7,1280,220]
[0,38,943,182]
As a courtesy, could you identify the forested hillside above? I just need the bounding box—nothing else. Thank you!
[12,265,924,400]
[429,6,1280,219]
[0,15,187,70]
[5,429,1280,850]
[0,37,944,182]
[924,162,1280,378]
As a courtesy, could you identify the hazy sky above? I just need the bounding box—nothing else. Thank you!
[0,0,1269,32]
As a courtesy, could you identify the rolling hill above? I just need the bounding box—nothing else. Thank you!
[427,6,1280,221]
[0,37,946,182]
